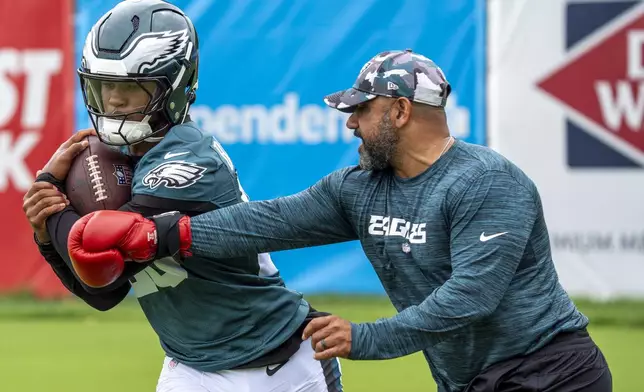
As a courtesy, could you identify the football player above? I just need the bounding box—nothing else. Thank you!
[22,1,342,391]
[60,50,612,392]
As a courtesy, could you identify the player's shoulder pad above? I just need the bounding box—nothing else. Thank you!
[132,122,232,202]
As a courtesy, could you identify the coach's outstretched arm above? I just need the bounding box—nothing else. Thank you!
[349,172,538,360]
[67,169,359,266]
[190,170,358,257]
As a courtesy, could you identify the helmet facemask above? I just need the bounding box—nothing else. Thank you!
[79,72,175,146]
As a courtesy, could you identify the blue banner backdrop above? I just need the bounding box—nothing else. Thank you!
[74,0,487,293]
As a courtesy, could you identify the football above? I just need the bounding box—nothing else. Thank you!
[65,135,133,216]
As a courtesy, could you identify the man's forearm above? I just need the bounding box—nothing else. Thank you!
[190,188,357,259]
[349,304,466,361]
[349,270,517,360]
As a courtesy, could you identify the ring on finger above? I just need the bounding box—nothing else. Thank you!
[320,339,327,351]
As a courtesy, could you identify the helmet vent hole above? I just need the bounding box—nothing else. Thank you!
[131,15,140,31]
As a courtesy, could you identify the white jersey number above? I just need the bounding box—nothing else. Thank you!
[130,257,188,298]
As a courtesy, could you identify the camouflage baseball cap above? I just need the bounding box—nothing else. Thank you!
[323,49,451,113]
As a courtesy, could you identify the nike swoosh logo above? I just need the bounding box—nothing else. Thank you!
[164,151,190,159]
[480,232,508,242]
[266,360,288,376]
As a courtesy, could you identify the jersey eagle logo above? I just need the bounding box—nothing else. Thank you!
[142,161,206,189]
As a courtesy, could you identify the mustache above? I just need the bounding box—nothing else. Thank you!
[353,129,362,138]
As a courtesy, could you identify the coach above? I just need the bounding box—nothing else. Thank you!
[67,49,613,392]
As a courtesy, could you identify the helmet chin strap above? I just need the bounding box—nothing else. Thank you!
[97,101,191,146]
[97,116,153,145]
[143,135,165,143]
[181,101,190,123]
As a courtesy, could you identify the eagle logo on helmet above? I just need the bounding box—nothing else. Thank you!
[142,161,206,189]
[83,28,191,75]
[120,29,190,73]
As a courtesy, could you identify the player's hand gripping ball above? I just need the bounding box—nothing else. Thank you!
[22,181,69,243]
[40,129,95,181]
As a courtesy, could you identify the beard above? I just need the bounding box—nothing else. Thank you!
[358,109,399,171]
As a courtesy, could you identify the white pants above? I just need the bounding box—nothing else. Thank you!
[156,338,342,392]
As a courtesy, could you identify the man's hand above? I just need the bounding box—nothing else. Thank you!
[302,315,353,360]
[41,128,95,180]
[22,179,69,243]
[67,210,192,287]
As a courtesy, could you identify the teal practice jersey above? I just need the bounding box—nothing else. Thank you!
[188,140,589,391]
[129,122,309,372]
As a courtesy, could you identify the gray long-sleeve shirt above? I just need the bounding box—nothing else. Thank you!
[189,140,588,392]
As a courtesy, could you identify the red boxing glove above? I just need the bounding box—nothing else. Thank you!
[68,210,192,288]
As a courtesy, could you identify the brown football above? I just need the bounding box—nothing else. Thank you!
[65,135,133,216]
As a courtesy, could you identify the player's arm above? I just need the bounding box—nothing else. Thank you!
[46,204,145,293]
[21,177,129,310]
[348,172,538,360]
[46,189,217,294]
[66,168,359,267]
[35,236,130,311]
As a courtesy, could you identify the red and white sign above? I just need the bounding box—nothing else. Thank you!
[488,0,644,299]
[538,7,644,162]
[0,0,74,297]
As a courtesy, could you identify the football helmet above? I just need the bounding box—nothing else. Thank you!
[78,0,199,146]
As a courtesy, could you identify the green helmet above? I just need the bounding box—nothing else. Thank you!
[78,0,199,146]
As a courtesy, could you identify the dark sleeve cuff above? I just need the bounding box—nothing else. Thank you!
[33,233,65,267]
[33,232,51,247]
[348,322,377,360]
[35,172,66,193]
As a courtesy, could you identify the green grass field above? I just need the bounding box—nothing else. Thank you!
[0,295,641,391]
